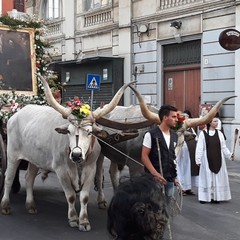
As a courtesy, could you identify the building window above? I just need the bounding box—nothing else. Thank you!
[43,0,60,19]
[84,0,111,11]
[14,0,25,12]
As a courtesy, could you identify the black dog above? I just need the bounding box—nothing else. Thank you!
[107,173,168,240]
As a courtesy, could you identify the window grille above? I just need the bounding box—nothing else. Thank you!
[163,40,201,67]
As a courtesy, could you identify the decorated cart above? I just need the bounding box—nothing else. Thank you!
[0,14,62,197]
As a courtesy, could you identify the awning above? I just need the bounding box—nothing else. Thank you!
[56,56,123,65]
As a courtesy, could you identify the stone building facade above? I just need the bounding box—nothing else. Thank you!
[20,0,240,155]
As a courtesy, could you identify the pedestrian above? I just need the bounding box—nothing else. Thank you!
[195,117,233,204]
[141,104,178,202]
[182,110,199,195]
[176,140,198,196]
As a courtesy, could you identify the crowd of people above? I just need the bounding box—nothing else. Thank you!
[107,104,233,239]
[177,111,233,204]
[141,105,233,204]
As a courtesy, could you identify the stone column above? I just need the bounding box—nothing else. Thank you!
[118,1,132,106]
[62,0,75,61]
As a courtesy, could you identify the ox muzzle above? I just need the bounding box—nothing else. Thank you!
[70,135,84,164]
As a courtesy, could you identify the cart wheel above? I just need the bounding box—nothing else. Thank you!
[0,133,7,199]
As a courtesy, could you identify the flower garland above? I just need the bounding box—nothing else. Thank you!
[67,97,91,120]
[0,91,42,124]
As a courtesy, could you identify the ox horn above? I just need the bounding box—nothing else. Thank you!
[183,96,237,129]
[93,81,137,119]
[129,86,160,123]
[130,86,237,128]
[37,74,72,118]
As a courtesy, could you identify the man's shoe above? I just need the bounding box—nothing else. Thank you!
[211,199,220,204]
[199,201,206,204]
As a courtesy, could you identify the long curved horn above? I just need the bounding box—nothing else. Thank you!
[130,86,237,129]
[93,81,137,119]
[37,74,71,118]
[129,86,160,123]
[183,96,237,129]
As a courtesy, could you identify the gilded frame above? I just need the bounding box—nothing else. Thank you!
[0,25,37,95]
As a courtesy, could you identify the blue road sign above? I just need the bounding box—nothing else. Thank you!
[86,74,101,91]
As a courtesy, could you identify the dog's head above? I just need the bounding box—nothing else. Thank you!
[130,201,168,239]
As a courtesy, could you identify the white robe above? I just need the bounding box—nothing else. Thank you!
[195,129,231,202]
[176,141,198,191]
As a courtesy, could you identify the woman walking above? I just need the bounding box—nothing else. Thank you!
[195,117,233,204]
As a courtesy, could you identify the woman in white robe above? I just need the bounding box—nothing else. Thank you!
[176,141,192,192]
[195,117,233,204]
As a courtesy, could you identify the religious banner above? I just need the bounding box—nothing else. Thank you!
[0,25,36,95]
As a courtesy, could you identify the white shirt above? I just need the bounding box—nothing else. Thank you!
[143,131,170,149]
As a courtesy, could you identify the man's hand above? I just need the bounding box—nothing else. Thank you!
[153,173,167,185]
[174,178,179,186]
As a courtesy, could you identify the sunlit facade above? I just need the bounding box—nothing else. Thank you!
[4,0,240,157]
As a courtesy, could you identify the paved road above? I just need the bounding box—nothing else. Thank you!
[0,159,239,240]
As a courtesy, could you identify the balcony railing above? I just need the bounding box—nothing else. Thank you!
[84,9,112,27]
[45,20,63,36]
[159,0,201,9]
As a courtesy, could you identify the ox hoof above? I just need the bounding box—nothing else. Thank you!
[79,219,91,232]
[98,200,107,209]
[26,202,38,214]
[1,201,11,215]
[1,207,11,215]
[69,219,79,228]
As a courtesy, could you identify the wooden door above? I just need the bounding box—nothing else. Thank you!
[164,68,200,118]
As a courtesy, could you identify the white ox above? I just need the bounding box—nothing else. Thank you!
[0,75,134,231]
[94,86,236,194]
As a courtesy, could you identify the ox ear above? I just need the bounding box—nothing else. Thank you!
[55,124,70,135]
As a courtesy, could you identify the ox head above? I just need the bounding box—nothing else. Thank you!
[129,85,236,156]
[38,74,134,163]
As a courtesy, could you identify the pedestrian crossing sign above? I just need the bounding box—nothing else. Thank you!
[86,74,101,91]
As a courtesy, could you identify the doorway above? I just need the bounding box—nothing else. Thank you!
[164,67,200,118]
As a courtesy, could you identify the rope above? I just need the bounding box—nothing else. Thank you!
[91,132,144,167]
